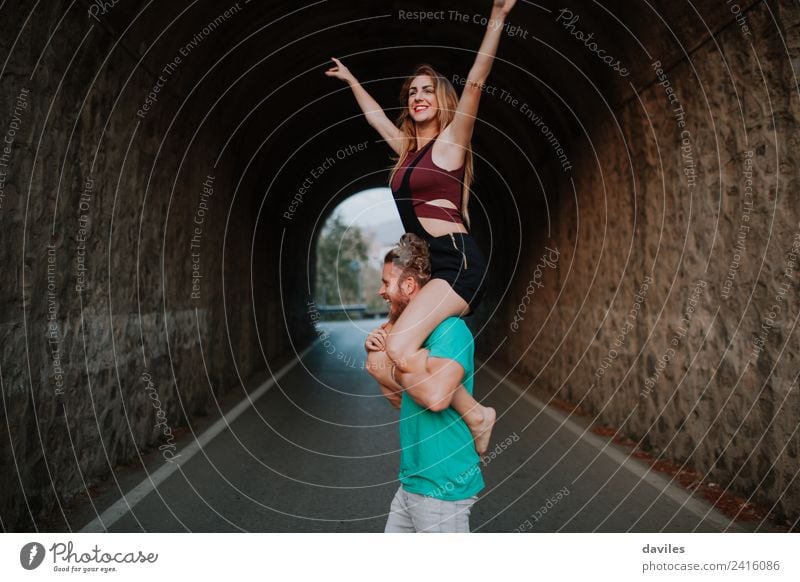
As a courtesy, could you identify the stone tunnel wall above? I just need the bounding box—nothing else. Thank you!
[3,0,799,532]
[483,1,800,523]
[0,3,297,531]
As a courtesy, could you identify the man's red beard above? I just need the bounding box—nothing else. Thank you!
[387,293,411,323]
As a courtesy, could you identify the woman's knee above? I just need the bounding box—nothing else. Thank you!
[385,334,413,367]
[365,350,388,377]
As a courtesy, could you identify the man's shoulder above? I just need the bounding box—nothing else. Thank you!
[425,317,474,348]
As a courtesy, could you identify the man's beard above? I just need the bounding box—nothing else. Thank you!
[388,293,411,323]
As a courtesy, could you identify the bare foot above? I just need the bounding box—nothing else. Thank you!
[471,406,496,456]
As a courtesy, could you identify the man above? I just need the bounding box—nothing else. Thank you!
[365,233,483,533]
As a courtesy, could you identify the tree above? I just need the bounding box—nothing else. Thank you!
[315,214,369,305]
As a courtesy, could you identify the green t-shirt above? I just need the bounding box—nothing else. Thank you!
[398,317,484,500]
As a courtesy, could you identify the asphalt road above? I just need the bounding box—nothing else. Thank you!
[61,319,752,533]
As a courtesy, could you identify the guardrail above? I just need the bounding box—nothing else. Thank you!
[315,304,387,320]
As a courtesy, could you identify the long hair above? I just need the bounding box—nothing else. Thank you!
[388,64,475,228]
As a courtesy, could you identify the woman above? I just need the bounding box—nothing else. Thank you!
[326,0,515,454]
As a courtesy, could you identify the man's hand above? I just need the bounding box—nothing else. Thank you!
[365,322,390,352]
[366,349,404,409]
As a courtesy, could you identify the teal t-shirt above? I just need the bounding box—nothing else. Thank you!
[398,316,484,500]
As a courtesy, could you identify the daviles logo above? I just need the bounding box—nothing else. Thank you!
[20,542,46,570]
[642,543,685,554]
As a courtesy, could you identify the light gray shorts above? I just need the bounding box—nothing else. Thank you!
[384,486,478,533]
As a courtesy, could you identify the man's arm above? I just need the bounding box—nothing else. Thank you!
[365,323,467,412]
[366,349,402,409]
[395,350,466,412]
[379,384,402,409]
[366,347,465,412]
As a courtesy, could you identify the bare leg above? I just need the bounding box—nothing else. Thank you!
[385,280,495,453]
[399,355,496,455]
[385,279,469,373]
[451,385,496,456]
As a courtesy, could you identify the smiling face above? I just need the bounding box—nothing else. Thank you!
[379,262,415,322]
[407,75,438,124]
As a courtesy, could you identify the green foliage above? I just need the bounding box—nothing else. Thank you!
[315,214,369,305]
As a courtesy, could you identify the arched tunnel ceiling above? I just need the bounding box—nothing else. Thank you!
[89,0,744,239]
[70,0,779,355]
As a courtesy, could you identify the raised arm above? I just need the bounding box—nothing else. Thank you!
[325,57,404,155]
[440,0,516,152]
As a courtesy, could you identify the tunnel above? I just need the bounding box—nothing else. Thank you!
[1,0,798,532]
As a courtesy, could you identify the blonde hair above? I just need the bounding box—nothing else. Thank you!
[384,233,431,287]
[388,64,475,228]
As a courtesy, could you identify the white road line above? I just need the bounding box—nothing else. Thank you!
[80,344,314,533]
[479,362,744,532]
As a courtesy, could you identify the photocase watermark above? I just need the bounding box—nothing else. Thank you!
[364,352,396,374]
[136,2,243,119]
[307,298,366,369]
[74,175,94,293]
[516,104,573,172]
[451,73,503,99]
[19,542,46,570]
[594,274,652,380]
[190,174,215,301]
[640,279,707,399]
[142,371,181,463]
[555,8,629,77]
[87,0,121,22]
[513,486,571,531]
[652,59,680,108]
[397,9,529,39]
[0,86,30,212]
[480,430,519,465]
[136,56,180,119]
[751,223,800,360]
[721,150,754,299]
[726,0,753,39]
[510,246,559,332]
[46,541,158,574]
[397,9,447,22]
[284,140,369,221]
[424,465,480,500]
[452,74,572,172]
[424,432,520,499]
[677,111,697,191]
[652,58,696,191]
[46,243,64,397]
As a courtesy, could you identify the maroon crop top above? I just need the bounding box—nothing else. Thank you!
[390,142,465,224]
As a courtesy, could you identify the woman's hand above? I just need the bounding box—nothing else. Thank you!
[324,57,356,84]
[492,0,516,16]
